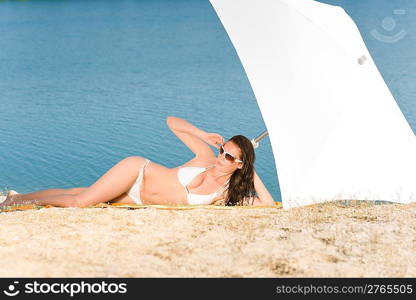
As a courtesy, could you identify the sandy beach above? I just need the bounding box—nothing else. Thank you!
[0,197,415,277]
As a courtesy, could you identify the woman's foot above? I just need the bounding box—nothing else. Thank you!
[1,190,20,207]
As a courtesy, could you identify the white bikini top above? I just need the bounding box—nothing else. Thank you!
[177,165,229,205]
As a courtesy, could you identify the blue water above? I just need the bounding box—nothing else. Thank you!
[0,0,415,203]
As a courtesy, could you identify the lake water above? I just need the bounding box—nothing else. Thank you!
[1,0,415,203]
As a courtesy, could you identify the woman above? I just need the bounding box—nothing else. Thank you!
[2,116,274,208]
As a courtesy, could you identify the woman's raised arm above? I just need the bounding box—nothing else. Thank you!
[166,116,223,159]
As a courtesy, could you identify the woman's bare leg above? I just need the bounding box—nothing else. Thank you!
[107,192,135,204]
[5,156,147,208]
[2,189,134,207]
[7,187,88,203]
[18,189,135,204]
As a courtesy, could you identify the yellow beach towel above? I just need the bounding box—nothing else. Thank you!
[0,195,282,213]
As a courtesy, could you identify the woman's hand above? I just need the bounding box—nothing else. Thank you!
[203,132,224,149]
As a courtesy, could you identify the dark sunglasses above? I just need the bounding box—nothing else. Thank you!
[219,145,243,163]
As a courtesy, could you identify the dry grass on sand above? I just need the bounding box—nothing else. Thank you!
[0,196,415,277]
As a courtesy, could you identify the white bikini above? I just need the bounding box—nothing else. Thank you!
[127,159,151,205]
[177,164,230,205]
[127,160,229,206]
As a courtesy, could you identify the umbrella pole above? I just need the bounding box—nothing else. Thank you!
[251,130,268,148]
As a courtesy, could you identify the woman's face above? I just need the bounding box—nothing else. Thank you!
[215,141,243,171]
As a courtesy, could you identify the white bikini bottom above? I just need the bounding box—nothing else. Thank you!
[127,159,151,205]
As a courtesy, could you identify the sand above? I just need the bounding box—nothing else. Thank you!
[0,196,415,277]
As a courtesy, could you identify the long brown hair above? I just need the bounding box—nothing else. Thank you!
[224,135,256,206]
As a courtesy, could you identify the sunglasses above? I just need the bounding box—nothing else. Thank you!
[219,145,243,163]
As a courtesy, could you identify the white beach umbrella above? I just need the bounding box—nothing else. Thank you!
[210,0,416,209]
